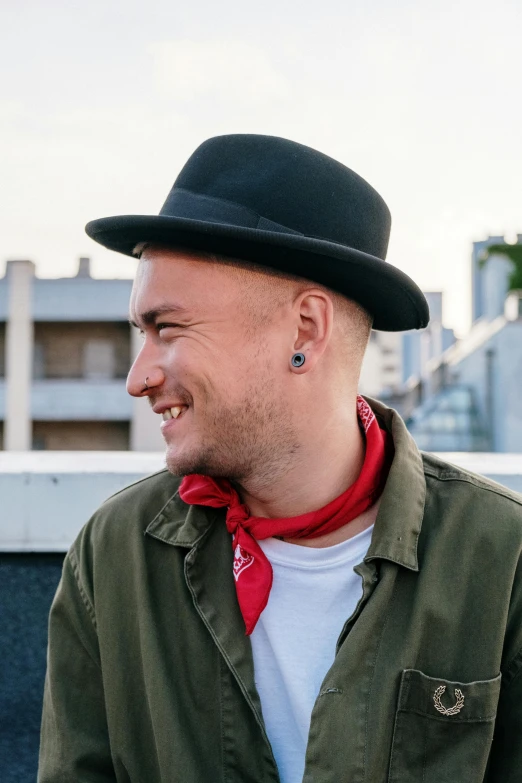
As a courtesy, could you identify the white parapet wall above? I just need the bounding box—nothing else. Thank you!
[0,451,522,552]
[0,452,166,551]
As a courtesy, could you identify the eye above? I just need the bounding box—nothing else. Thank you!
[156,322,182,336]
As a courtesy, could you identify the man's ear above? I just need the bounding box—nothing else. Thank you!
[290,289,334,373]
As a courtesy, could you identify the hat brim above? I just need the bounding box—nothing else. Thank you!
[85,214,429,332]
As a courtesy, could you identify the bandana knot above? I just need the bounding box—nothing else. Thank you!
[179,397,392,634]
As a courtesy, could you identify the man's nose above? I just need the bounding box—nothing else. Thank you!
[126,344,165,398]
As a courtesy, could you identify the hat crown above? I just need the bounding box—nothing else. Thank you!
[161,134,391,261]
[85,133,429,331]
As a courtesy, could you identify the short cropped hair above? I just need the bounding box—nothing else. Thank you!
[133,242,373,359]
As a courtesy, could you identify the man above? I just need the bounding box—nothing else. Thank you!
[39,135,522,782]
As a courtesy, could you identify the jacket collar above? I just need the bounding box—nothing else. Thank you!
[364,396,425,572]
[146,490,220,548]
[145,397,426,571]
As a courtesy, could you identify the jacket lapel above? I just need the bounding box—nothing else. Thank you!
[147,495,279,774]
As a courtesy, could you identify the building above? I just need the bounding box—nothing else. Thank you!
[0,258,164,451]
[359,330,403,398]
[3,244,517,453]
[405,235,522,452]
[471,235,522,323]
[359,291,455,411]
[401,292,456,384]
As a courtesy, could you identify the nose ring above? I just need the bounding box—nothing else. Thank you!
[143,377,150,391]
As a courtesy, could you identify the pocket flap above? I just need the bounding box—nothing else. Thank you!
[398,669,501,723]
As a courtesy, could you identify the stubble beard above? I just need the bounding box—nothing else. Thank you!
[165,379,300,488]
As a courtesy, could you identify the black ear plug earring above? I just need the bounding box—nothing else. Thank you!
[291,353,305,368]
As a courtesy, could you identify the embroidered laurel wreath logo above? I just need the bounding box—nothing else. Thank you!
[433,685,465,716]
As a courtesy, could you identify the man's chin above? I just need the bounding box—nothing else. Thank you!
[163,436,202,477]
[165,449,195,478]
[165,444,231,479]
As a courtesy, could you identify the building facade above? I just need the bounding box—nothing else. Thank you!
[0,258,164,451]
[359,329,403,398]
[359,291,455,409]
[405,235,522,452]
[471,235,522,323]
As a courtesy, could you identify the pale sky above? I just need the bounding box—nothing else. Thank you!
[2,0,521,335]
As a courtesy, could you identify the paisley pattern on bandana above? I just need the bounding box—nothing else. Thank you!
[357,396,375,433]
[233,545,255,582]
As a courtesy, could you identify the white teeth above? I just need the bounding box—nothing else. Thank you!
[161,406,186,422]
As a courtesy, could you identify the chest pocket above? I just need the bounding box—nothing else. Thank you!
[388,668,501,783]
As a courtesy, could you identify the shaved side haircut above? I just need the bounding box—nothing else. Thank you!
[133,242,373,367]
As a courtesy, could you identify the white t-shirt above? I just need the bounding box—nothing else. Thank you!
[250,526,373,783]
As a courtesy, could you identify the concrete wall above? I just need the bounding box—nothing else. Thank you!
[0,322,5,377]
[481,253,513,322]
[495,324,522,451]
[0,452,165,550]
[449,321,522,452]
[0,276,133,322]
[0,451,520,552]
[31,278,133,321]
[30,379,131,421]
[5,261,34,450]
[471,236,505,322]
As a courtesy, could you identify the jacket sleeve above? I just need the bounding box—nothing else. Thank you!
[38,552,116,782]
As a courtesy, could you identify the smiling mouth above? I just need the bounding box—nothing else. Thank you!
[162,405,188,421]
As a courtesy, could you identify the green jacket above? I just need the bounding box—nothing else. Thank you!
[39,400,522,782]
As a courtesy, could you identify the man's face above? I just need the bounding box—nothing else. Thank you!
[128,248,299,481]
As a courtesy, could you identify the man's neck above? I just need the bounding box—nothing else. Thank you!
[236,402,366,526]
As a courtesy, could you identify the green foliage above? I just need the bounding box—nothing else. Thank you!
[480,244,522,292]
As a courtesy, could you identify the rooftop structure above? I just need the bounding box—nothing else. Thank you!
[359,291,456,419]
[0,258,163,451]
[405,235,522,452]
[471,235,522,323]
[2,451,522,552]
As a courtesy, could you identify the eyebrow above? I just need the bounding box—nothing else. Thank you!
[129,303,189,329]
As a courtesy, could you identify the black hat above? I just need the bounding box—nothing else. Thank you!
[86,134,429,331]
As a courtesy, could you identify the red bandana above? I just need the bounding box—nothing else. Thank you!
[179,397,392,634]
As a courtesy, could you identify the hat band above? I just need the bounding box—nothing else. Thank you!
[160,188,304,236]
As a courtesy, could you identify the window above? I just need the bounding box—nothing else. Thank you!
[33,342,46,379]
[83,340,116,380]
[32,434,46,450]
